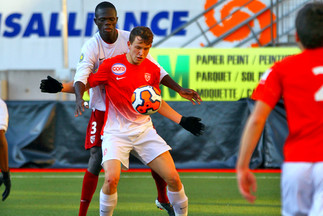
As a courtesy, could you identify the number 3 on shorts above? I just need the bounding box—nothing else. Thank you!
[91,122,97,134]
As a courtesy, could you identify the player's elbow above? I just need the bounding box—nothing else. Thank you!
[249,114,267,129]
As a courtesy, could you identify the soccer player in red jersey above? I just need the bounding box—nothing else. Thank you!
[40,2,202,216]
[77,26,200,216]
[236,2,323,215]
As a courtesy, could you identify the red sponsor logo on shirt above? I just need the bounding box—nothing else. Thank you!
[112,63,127,75]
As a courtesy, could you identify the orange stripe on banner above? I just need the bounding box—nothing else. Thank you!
[9,168,281,173]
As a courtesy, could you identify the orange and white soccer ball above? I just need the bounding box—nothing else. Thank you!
[131,85,162,115]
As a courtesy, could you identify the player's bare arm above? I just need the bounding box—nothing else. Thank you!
[158,100,182,124]
[161,75,202,105]
[40,70,203,107]
[74,81,89,117]
[61,81,75,93]
[158,100,205,136]
[236,101,272,203]
[40,76,75,93]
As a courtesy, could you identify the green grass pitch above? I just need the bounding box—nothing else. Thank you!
[0,171,281,216]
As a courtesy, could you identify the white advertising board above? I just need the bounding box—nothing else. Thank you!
[0,0,278,70]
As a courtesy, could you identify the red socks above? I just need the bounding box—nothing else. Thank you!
[79,169,168,215]
[79,170,99,216]
[151,169,169,203]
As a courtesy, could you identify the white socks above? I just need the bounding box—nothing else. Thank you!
[99,186,188,216]
[167,185,188,216]
[99,189,118,216]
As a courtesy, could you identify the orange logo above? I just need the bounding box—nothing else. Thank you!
[204,0,276,47]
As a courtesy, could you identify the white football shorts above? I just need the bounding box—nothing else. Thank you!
[281,162,323,216]
[0,99,8,132]
[101,122,171,170]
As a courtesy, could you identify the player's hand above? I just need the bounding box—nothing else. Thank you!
[178,88,202,105]
[74,99,89,117]
[236,169,257,203]
[40,76,63,93]
[0,171,11,201]
[179,116,205,136]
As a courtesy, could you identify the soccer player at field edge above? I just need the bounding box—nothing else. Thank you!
[236,2,323,215]
[0,99,11,201]
[40,2,202,216]
[81,25,197,216]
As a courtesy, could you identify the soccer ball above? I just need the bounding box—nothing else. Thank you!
[131,85,162,115]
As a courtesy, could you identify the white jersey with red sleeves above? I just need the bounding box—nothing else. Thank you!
[252,47,323,162]
[0,99,9,132]
[88,54,161,133]
[74,29,168,111]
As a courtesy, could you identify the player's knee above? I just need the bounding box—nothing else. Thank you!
[104,174,120,191]
[165,172,181,190]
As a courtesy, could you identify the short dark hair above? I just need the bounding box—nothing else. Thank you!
[129,26,154,45]
[296,2,323,49]
[95,1,117,17]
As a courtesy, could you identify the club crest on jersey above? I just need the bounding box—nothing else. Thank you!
[145,73,151,82]
[112,63,126,75]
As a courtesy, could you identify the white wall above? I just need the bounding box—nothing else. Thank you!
[0,0,284,71]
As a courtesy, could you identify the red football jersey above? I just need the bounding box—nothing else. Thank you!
[88,54,161,122]
[252,48,323,162]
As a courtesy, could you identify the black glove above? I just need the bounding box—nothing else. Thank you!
[179,116,205,136]
[0,171,11,201]
[40,76,63,93]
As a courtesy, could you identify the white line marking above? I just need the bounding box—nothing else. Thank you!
[11,175,280,180]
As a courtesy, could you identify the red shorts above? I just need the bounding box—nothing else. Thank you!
[84,110,105,150]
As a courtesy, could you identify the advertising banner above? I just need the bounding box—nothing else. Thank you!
[0,0,281,70]
[150,47,299,101]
